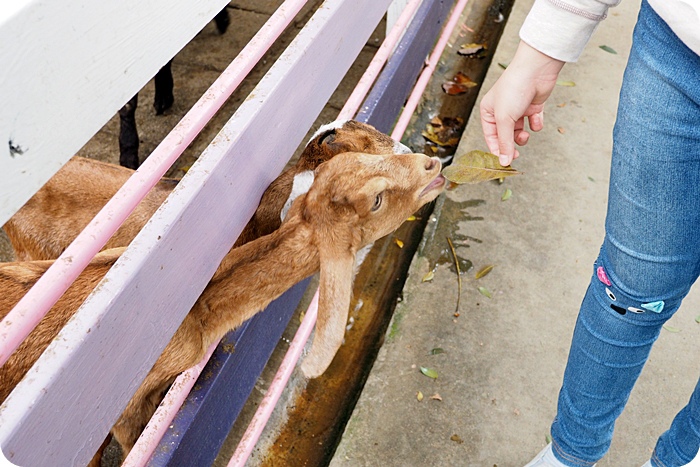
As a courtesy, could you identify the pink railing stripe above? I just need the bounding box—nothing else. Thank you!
[337,0,422,120]
[229,1,471,464]
[0,0,310,367]
[227,291,320,467]
[392,0,470,140]
[122,341,219,467]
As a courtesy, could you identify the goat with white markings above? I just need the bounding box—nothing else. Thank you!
[0,151,445,463]
[3,120,411,261]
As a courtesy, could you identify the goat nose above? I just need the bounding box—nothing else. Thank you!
[424,157,438,171]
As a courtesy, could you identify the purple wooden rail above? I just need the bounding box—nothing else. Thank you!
[0,0,395,465]
[356,0,453,133]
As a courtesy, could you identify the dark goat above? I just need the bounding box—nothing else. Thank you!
[118,8,231,169]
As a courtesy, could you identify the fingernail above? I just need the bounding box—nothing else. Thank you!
[499,155,509,166]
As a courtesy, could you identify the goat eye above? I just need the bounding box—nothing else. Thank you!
[318,129,336,145]
[371,192,383,211]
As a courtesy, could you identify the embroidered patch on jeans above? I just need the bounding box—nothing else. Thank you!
[596,266,612,286]
[641,300,665,313]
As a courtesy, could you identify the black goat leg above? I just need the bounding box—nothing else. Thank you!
[214,8,230,34]
[153,60,174,115]
[118,94,140,169]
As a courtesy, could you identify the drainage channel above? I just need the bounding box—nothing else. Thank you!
[259,0,516,465]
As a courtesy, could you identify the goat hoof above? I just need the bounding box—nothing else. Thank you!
[214,9,230,34]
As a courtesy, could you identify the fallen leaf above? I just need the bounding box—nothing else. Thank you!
[407,215,417,221]
[556,80,576,87]
[663,324,681,333]
[599,44,617,54]
[428,347,445,355]
[422,117,464,147]
[546,434,553,444]
[457,42,486,56]
[498,62,508,69]
[558,127,566,134]
[442,81,469,96]
[557,102,567,108]
[450,434,464,444]
[696,315,700,324]
[430,393,443,401]
[442,72,478,96]
[422,270,435,282]
[442,150,522,184]
[501,188,512,201]
[417,391,424,402]
[478,286,492,298]
[420,367,438,379]
[447,237,462,315]
[395,239,404,248]
[513,408,521,416]
[475,265,495,279]
[588,176,596,182]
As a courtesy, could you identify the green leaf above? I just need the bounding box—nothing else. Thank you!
[478,286,492,298]
[475,265,495,280]
[422,270,435,282]
[599,45,618,54]
[429,347,445,355]
[442,150,522,184]
[556,80,576,87]
[501,188,512,201]
[546,434,553,444]
[498,62,508,70]
[663,324,681,333]
[420,367,438,379]
[695,315,700,324]
[588,176,596,182]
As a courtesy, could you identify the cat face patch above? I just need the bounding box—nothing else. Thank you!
[597,266,664,316]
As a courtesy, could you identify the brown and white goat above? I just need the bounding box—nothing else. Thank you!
[3,120,411,261]
[0,151,445,462]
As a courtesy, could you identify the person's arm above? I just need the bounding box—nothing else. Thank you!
[480,0,620,166]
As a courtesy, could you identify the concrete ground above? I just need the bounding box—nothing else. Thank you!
[331,0,700,466]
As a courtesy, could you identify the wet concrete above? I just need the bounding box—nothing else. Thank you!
[332,0,700,466]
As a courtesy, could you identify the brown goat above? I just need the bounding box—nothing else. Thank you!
[3,120,411,261]
[0,151,445,462]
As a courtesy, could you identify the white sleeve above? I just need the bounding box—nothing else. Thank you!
[520,0,621,62]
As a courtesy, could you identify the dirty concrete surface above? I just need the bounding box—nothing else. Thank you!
[332,0,700,466]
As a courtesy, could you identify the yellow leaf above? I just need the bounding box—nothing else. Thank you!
[475,265,494,279]
[442,150,522,184]
[406,215,416,221]
[394,239,404,248]
[417,391,424,402]
[422,270,435,282]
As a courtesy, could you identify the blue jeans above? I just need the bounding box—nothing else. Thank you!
[549,2,700,466]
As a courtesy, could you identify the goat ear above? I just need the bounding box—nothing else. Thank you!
[301,233,358,378]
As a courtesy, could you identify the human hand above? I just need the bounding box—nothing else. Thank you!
[480,41,565,166]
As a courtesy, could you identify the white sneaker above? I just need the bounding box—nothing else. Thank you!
[523,443,597,467]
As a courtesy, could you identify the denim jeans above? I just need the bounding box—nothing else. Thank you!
[548,1,700,466]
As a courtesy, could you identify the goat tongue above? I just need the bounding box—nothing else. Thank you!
[420,174,446,197]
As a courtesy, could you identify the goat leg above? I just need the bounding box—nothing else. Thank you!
[118,94,140,169]
[153,60,174,116]
[214,8,230,34]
